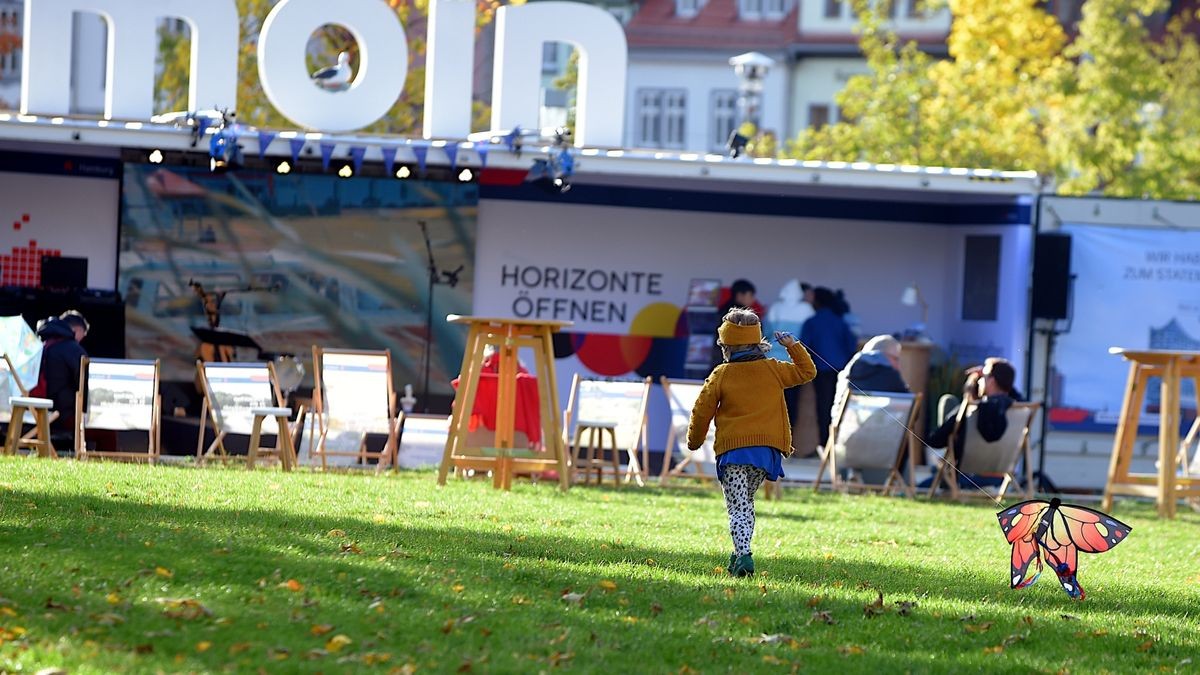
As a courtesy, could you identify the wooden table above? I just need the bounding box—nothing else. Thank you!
[437,315,572,491]
[1103,348,1200,518]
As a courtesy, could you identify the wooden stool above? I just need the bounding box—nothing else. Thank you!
[1104,348,1200,518]
[247,407,296,471]
[4,397,56,458]
[438,316,573,491]
[571,421,619,486]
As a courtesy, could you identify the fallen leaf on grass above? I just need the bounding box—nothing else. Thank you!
[964,622,994,634]
[155,567,174,579]
[598,580,618,592]
[983,645,1005,655]
[1021,616,1034,626]
[134,644,154,654]
[304,649,328,660]
[311,624,335,636]
[340,542,363,555]
[283,579,305,593]
[0,607,15,617]
[694,614,719,629]
[837,645,866,656]
[155,598,213,621]
[806,596,822,608]
[196,641,212,653]
[897,601,917,616]
[810,610,836,625]
[326,635,353,653]
[268,647,291,661]
[958,614,977,622]
[93,612,125,626]
[327,529,347,538]
[363,652,392,665]
[105,593,121,606]
[863,591,886,618]
[548,651,574,667]
[44,598,68,611]
[1136,641,1155,653]
[228,642,252,655]
[650,603,663,617]
[561,592,586,606]
[755,633,798,646]
[511,595,530,605]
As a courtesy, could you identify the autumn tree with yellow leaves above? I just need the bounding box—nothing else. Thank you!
[787,0,1200,199]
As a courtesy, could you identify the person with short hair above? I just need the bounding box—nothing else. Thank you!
[31,311,89,448]
[836,334,909,404]
[689,308,816,578]
[927,357,1024,462]
[800,287,857,447]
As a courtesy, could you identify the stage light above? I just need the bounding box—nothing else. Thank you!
[395,165,412,179]
[457,168,474,182]
[338,164,353,178]
[276,161,291,175]
[148,149,164,164]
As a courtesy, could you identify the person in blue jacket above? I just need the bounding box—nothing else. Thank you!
[800,287,856,447]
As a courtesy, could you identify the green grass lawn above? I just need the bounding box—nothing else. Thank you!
[0,458,1197,674]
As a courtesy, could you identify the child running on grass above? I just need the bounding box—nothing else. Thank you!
[688,308,817,577]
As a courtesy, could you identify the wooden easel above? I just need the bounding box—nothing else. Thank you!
[437,315,571,491]
[1103,348,1200,519]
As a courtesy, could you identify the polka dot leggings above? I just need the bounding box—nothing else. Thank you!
[720,464,767,556]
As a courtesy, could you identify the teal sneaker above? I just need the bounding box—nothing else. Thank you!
[730,554,755,577]
[727,552,737,574]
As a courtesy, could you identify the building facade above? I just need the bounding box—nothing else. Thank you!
[624,0,950,152]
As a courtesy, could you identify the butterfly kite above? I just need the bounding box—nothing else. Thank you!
[996,498,1131,600]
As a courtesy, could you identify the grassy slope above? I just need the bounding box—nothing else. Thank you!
[0,459,1197,674]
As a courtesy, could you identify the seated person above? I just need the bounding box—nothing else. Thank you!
[835,334,908,403]
[31,311,89,447]
[927,357,1023,463]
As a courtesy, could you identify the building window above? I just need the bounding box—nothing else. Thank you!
[541,42,560,74]
[739,0,764,18]
[906,0,923,18]
[712,90,738,151]
[824,0,843,19]
[636,89,687,149]
[676,0,702,18]
[765,0,789,16]
[808,104,830,130]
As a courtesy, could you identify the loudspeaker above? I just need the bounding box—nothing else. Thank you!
[1032,233,1072,320]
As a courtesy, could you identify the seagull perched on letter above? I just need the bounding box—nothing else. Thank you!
[312,52,352,91]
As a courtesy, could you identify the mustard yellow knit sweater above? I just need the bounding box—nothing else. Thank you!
[687,342,817,456]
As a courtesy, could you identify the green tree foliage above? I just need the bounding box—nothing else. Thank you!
[785,0,1200,198]
[155,0,520,134]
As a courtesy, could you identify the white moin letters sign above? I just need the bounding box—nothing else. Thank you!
[20,0,626,145]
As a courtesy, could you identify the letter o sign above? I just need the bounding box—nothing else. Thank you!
[258,0,409,132]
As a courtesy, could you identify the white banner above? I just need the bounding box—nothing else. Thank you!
[1053,224,1200,428]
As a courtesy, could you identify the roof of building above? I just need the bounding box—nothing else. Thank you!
[0,114,1041,198]
[626,0,798,50]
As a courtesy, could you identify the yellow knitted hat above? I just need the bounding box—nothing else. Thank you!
[718,320,762,345]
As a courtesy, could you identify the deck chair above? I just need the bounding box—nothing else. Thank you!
[659,376,717,484]
[75,357,161,462]
[196,361,297,464]
[812,391,922,497]
[927,401,1040,501]
[397,413,451,469]
[311,347,401,471]
[1,315,51,429]
[563,375,651,486]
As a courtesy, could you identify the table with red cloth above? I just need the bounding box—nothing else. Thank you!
[450,354,542,446]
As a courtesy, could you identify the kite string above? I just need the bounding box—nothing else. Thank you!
[797,339,1007,508]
